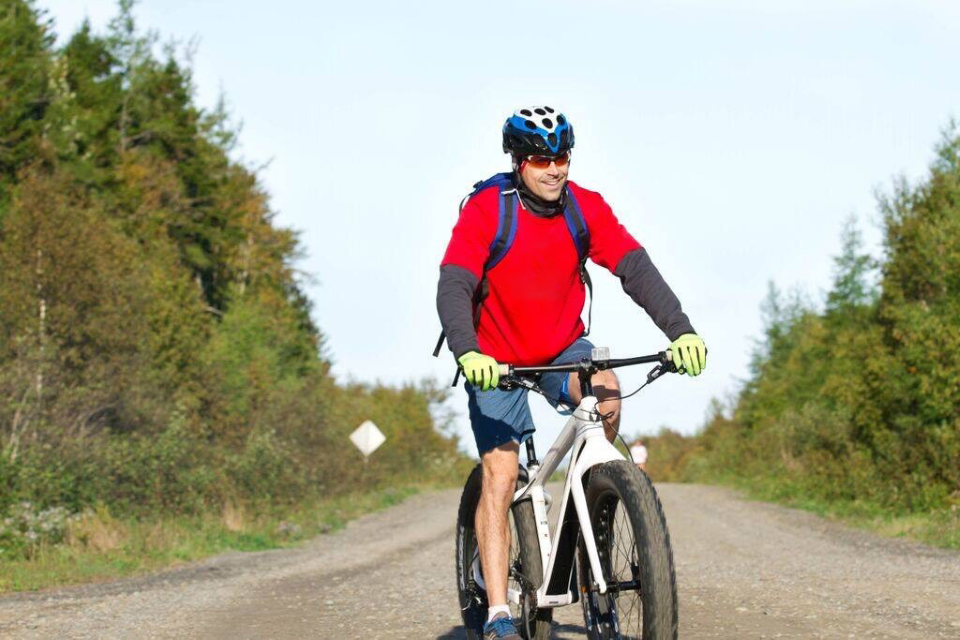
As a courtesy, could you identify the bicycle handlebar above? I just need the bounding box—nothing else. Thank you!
[497,350,673,377]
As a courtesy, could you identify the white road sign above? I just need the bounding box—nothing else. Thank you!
[350,420,386,459]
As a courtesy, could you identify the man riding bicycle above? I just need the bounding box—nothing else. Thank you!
[436,106,706,639]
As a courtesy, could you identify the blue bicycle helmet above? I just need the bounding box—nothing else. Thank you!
[502,105,575,157]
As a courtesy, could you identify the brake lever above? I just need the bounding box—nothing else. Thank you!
[498,376,520,391]
[646,351,682,383]
[646,363,670,383]
[498,374,540,393]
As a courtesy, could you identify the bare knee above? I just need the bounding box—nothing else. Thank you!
[481,442,519,506]
[594,370,622,435]
[566,370,620,403]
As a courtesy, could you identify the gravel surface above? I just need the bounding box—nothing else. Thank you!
[0,483,958,639]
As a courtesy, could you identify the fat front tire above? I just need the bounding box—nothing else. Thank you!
[455,464,552,640]
[578,461,678,640]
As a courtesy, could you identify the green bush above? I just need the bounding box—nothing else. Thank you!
[0,1,467,556]
[677,125,960,521]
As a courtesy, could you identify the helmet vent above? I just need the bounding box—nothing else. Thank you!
[504,106,574,156]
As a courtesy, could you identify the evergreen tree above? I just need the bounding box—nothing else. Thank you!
[0,0,54,197]
[0,2,462,525]
[825,216,877,316]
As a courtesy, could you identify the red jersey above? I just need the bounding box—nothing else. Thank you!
[440,181,640,366]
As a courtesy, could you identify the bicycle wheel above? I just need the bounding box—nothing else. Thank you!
[455,463,552,639]
[577,460,678,640]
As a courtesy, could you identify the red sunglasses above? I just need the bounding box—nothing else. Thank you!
[525,151,571,169]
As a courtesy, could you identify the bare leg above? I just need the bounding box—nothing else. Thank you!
[475,441,520,608]
[566,370,621,441]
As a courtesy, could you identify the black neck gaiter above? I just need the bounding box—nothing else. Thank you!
[514,171,566,218]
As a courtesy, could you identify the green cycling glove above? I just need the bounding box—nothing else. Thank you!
[670,333,707,377]
[458,351,500,391]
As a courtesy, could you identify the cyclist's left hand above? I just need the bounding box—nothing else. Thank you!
[670,333,706,377]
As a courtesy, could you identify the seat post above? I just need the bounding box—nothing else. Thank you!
[525,438,538,467]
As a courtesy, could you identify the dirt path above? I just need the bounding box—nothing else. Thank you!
[0,483,958,639]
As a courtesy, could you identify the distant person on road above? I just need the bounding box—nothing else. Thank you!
[630,439,649,472]
[436,105,706,639]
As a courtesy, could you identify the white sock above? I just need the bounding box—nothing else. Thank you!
[487,604,511,623]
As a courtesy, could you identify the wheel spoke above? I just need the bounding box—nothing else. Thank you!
[507,506,541,636]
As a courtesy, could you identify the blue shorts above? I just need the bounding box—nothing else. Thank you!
[465,337,595,455]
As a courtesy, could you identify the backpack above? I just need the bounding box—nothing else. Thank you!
[433,173,595,377]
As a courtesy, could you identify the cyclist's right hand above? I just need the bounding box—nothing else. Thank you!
[458,351,500,391]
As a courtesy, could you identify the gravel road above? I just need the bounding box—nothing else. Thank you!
[1,483,958,639]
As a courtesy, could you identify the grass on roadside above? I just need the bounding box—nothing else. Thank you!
[702,472,960,550]
[0,484,423,594]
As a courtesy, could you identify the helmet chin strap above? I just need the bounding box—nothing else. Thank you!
[510,157,529,210]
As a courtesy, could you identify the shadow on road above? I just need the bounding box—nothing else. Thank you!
[435,621,588,639]
[549,622,590,639]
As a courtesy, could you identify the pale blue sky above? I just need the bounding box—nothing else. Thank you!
[41,0,960,456]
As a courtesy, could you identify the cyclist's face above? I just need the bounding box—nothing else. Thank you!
[519,156,569,202]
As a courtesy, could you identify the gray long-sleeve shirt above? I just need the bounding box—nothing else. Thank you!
[437,247,695,360]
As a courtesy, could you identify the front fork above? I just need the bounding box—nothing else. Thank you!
[525,397,623,606]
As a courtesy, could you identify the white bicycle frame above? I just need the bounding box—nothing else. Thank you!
[506,393,625,608]
[469,348,674,610]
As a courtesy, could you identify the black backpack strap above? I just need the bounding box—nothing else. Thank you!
[563,188,594,336]
[485,189,518,272]
[580,265,593,337]
[562,188,591,261]
[466,188,516,347]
